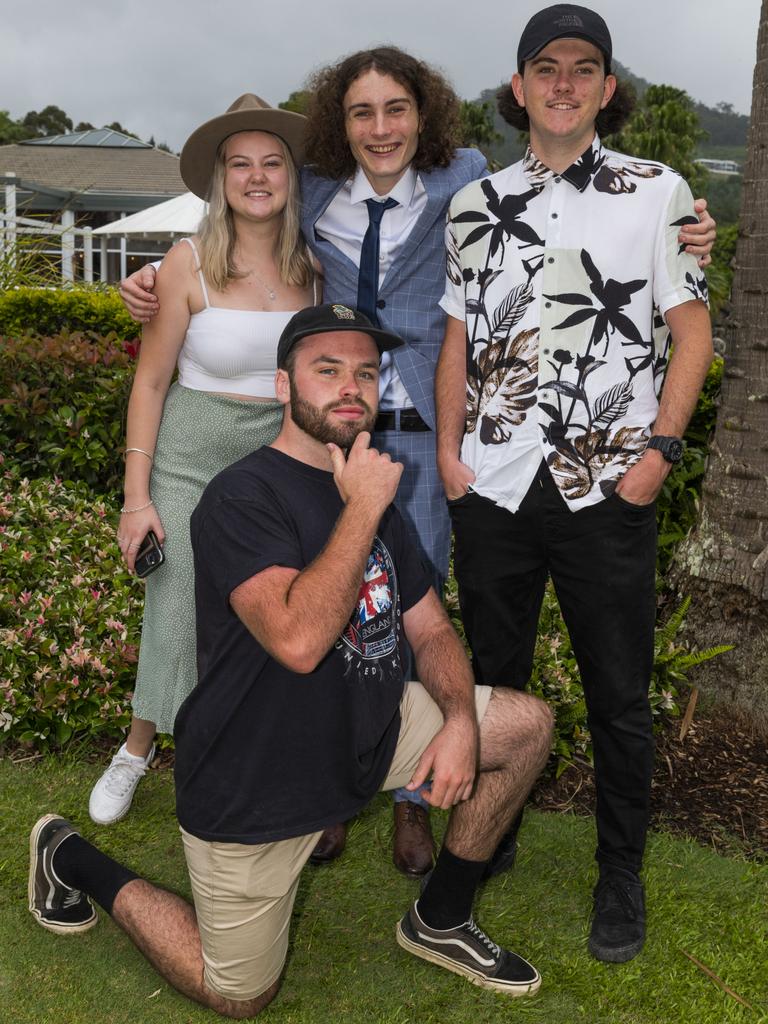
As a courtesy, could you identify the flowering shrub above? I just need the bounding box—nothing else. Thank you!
[0,463,142,747]
[0,331,136,493]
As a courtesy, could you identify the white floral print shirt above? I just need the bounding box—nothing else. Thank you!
[440,136,708,512]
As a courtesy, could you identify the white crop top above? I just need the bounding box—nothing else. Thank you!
[175,238,318,398]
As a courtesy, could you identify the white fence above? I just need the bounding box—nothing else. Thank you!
[0,175,160,283]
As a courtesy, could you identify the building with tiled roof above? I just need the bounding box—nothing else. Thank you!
[0,128,184,213]
[0,129,185,280]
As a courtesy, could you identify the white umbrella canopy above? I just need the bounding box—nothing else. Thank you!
[93,192,206,237]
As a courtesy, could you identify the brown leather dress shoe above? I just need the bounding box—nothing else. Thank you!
[308,822,347,864]
[392,802,435,877]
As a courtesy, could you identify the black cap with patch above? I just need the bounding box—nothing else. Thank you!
[277,303,404,369]
[517,4,612,72]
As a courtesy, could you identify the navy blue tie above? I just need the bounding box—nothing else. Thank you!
[357,197,398,324]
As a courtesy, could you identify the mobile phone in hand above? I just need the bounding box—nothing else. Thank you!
[135,530,165,577]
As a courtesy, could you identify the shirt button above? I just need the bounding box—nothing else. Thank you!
[376,299,386,309]
[545,301,552,308]
[547,257,555,264]
[542,348,550,354]
[551,212,559,219]
[554,176,562,183]
[379,254,385,261]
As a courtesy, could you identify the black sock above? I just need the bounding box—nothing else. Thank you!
[53,833,140,916]
[417,846,486,930]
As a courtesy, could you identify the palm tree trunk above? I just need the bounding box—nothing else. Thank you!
[673,0,768,726]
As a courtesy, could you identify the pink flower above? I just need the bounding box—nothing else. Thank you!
[19,591,32,606]
[71,675,80,687]
[21,551,31,561]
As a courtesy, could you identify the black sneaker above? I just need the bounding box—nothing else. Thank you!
[588,870,645,963]
[396,903,541,996]
[28,814,98,934]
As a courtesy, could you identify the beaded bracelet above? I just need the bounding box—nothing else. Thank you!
[124,447,154,462]
[120,499,154,514]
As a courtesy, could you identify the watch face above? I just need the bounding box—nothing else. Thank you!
[667,440,684,462]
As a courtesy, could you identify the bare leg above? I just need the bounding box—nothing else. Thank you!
[111,880,278,1019]
[444,689,553,861]
[124,717,156,759]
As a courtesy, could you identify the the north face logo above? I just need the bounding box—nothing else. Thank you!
[332,304,356,320]
[555,14,584,28]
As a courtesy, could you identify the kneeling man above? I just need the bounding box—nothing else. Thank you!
[29,304,553,1017]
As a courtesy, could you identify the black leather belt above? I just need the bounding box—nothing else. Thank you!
[374,408,430,432]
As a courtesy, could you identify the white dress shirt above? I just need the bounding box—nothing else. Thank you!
[315,165,427,410]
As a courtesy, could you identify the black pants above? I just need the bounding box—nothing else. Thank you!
[450,466,657,874]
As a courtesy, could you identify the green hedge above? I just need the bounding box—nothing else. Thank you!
[0,287,140,340]
[0,465,141,748]
[0,331,135,493]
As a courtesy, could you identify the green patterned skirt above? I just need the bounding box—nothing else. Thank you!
[132,383,283,734]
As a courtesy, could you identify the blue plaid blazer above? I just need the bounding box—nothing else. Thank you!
[300,149,488,431]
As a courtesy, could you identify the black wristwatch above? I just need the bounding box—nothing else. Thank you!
[647,435,684,464]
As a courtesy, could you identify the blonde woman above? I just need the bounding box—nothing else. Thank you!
[90,96,319,824]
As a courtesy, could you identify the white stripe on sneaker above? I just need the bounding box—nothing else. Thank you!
[415,929,496,967]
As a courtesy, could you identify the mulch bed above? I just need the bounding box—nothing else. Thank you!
[532,708,768,861]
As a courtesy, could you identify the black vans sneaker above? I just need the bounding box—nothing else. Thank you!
[28,815,97,934]
[396,903,541,996]
[588,870,645,963]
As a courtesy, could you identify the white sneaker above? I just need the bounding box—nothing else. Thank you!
[88,742,156,824]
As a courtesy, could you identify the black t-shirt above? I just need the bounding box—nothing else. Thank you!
[175,446,431,843]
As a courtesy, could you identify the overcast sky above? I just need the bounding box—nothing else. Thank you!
[4,0,761,151]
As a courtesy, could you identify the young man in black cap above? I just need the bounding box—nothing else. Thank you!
[29,304,554,1015]
[436,5,714,964]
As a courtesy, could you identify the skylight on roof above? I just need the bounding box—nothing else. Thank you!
[21,129,151,149]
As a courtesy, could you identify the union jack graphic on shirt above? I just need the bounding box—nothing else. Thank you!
[340,537,401,679]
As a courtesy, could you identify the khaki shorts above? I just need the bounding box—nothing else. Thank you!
[181,681,493,1002]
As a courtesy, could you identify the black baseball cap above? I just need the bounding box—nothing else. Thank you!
[277,303,404,368]
[517,4,612,72]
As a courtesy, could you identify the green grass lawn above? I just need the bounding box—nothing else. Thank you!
[1,755,766,1024]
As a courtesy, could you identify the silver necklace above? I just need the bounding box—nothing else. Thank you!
[248,269,276,301]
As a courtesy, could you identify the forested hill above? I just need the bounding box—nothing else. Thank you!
[479,60,749,167]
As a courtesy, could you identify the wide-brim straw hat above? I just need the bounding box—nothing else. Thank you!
[180,93,307,199]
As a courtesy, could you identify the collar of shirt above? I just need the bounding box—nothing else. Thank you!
[522,135,606,193]
[349,163,419,208]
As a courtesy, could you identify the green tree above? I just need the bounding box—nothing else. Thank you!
[610,84,708,194]
[279,91,310,115]
[74,121,95,132]
[21,105,73,138]
[0,110,25,144]
[459,99,502,154]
